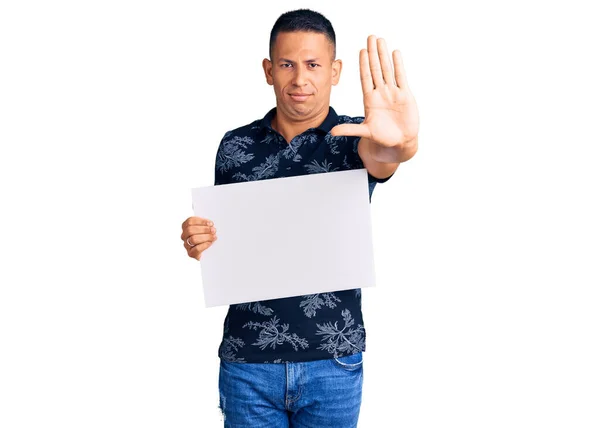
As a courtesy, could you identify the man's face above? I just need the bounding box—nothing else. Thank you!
[263,31,342,122]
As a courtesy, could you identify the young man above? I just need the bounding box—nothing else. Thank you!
[181,9,419,427]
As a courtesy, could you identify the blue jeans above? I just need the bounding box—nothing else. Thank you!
[218,352,364,427]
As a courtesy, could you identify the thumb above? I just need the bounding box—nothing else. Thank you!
[330,123,371,139]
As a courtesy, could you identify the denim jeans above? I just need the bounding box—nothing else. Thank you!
[218,352,364,427]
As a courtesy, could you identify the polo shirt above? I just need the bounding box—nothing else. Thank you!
[213,106,392,363]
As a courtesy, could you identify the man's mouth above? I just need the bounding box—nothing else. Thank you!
[289,93,311,102]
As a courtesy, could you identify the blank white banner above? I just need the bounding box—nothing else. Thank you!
[191,168,376,307]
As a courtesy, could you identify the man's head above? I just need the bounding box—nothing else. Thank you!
[262,9,342,123]
[268,9,336,61]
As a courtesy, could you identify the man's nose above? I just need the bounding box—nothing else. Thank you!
[292,67,308,86]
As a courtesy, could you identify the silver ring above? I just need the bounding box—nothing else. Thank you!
[186,237,195,247]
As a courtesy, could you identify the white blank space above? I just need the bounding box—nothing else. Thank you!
[192,168,375,307]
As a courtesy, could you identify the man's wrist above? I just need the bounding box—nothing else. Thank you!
[369,136,418,164]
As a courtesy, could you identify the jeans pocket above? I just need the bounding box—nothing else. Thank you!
[332,352,363,371]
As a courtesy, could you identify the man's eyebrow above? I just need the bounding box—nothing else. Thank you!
[277,58,321,63]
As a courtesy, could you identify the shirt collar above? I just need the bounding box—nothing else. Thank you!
[260,106,339,134]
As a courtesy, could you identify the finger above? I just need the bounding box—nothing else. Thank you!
[368,35,384,88]
[330,123,371,139]
[377,38,394,85]
[188,240,214,261]
[392,50,408,89]
[359,49,372,94]
[181,216,213,230]
[182,225,216,241]
[185,232,217,248]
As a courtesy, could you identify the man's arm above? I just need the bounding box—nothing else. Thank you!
[330,35,420,176]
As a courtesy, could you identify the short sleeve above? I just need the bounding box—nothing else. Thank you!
[368,171,395,184]
[213,134,228,186]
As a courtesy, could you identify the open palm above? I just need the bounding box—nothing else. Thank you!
[331,35,419,148]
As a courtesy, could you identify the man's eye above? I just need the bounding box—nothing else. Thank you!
[309,63,320,68]
[281,63,292,68]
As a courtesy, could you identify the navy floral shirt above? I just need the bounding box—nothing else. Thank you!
[214,106,392,363]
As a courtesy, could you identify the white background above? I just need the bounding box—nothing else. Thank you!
[1,0,599,427]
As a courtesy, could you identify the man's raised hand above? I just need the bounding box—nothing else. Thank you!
[330,35,419,153]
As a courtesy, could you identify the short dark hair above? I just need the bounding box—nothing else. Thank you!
[269,9,336,60]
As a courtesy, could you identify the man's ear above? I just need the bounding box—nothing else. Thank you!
[262,58,274,85]
[332,59,342,86]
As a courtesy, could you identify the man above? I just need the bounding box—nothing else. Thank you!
[180,9,419,427]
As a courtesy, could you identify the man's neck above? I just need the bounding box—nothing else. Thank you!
[271,106,329,144]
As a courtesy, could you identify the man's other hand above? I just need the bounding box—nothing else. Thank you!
[181,216,218,260]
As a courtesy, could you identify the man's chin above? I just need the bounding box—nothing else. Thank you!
[277,101,319,119]
[288,104,313,117]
